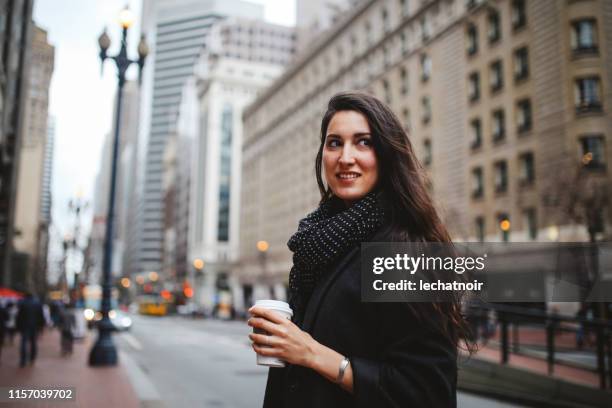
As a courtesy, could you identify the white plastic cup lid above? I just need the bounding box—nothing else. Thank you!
[254,299,293,317]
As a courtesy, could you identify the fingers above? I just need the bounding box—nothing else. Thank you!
[248,307,286,324]
[249,332,279,347]
[252,342,280,357]
[248,317,287,337]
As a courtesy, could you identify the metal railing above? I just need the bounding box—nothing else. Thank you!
[467,302,612,389]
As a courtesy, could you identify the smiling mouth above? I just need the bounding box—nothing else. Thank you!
[336,172,361,179]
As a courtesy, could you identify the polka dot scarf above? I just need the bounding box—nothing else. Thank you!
[287,192,385,325]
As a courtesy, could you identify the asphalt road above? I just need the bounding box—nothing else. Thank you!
[115,314,525,408]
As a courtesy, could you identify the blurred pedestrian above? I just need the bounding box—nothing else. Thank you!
[58,303,75,356]
[16,293,45,367]
[249,92,471,407]
[50,301,61,328]
[5,301,18,345]
[0,302,7,364]
[42,302,53,329]
[576,303,593,349]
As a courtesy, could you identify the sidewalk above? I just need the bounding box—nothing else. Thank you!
[0,328,140,408]
[471,343,600,387]
[488,324,596,351]
[458,325,612,407]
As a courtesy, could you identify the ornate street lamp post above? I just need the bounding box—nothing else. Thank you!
[89,6,148,366]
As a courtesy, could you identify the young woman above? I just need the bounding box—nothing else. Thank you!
[248,92,469,407]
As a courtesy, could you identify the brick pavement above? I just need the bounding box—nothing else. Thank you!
[471,343,601,387]
[0,328,140,408]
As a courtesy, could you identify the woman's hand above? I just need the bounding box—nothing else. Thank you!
[247,306,319,368]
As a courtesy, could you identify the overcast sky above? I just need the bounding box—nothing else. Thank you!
[33,0,296,279]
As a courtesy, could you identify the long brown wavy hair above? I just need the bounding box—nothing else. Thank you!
[315,91,474,352]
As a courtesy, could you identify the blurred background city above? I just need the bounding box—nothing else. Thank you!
[0,0,611,407]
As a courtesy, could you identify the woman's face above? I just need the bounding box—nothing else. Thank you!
[323,110,379,206]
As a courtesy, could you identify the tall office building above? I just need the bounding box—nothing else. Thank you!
[89,79,140,285]
[240,0,612,290]
[181,17,295,314]
[115,81,140,278]
[0,0,34,286]
[131,0,265,277]
[13,24,54,293]
[41,116,54,227]
[89,131,112,286]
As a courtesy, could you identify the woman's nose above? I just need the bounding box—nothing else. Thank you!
[339,144,356,165]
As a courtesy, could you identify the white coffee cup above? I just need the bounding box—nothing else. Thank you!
[252,299,293,367]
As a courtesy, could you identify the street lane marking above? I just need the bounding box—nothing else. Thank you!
[119,351,163,404]
[123,333,143,351]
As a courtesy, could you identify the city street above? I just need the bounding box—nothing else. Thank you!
[115,314,526,408]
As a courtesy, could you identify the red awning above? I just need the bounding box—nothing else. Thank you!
[0,287,24,299]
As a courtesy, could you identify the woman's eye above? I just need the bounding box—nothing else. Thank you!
[327,139,341,147]
[358,138,372,146]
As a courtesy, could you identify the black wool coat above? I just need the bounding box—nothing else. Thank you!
[262,231,458,408]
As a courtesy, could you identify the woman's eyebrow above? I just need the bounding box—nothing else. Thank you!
[325,132,371,138]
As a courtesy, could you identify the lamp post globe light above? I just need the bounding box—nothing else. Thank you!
[89,6,148,366]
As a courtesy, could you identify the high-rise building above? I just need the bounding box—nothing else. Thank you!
[0,0,34,286]
[180,17,295,314]
[240,0,612,288]
[131,0,265,277]
[89,131,112,286]
[115,81,140,278]
[41,116,54,226]
[13,24,54,294]
[89,80,140,285]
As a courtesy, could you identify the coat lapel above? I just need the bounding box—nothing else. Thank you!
[301,246,360,333]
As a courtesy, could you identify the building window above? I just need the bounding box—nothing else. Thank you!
[382,79,391,104]
[382,8,390,33]
[400,32,408,55]
[400,67,409,95]
[580,135,606,170]
[511,0,527,31]
[498,213,510,242]
[488,10,501,44]
[523,208,537,240]
[575,77,602,113]
[421,54,431,82]
[470,118,482,149]
[571,19,598,55]
[468,71,480,102]
[400,0,410,17]
[402,107,411,131]
[365,21,372,47]
[475,216,485,242]
[490,59,503,92]
[337,45,344,65]
[514,46,529,82]
[421,96,431,124]
[350,34,358,56]
[492,109,505,142]
[421,16,431,42]
[519,152,535,185]
[471,167,484,198]
[217,104,233,242]
[466,23,478,56]
[516,98,532,134]
[423,139,432,165]
[383,45,390,67]
[494,160,508,193]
